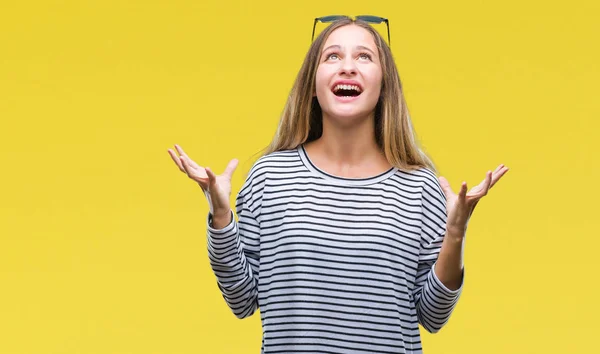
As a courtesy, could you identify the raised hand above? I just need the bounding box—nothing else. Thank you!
[438,164,509,235]
[168,144,238,219]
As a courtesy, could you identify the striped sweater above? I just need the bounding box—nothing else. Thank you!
[206,145,463,354]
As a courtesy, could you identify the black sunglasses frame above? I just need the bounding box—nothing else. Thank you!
[311,15,390,46]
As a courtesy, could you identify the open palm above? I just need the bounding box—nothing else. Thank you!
[438,164,509,234]
[168,144,238,218]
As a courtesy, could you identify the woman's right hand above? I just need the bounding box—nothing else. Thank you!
[168,144,238,220]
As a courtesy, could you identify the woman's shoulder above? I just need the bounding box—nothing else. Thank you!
[256,147,300,163]
[244,147,303,181]
[395,166,439,185]
[399,167,446,207]
[252,147,300,169]
[392,166,444,199]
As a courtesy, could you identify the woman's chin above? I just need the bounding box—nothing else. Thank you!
[324,108,374,125]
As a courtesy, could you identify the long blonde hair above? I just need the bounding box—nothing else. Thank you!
[262,17,436,172]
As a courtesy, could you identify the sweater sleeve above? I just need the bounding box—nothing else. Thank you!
[206,167,263,319]
[412,171,463,333]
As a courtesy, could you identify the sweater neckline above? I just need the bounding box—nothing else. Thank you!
[297,145,398,186]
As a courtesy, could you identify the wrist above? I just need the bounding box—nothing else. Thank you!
[211,209,232,229]
[446,223,466,241]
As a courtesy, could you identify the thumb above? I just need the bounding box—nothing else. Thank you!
[438,176,453,199]
[222,158,239,179]
[205,167,218,187]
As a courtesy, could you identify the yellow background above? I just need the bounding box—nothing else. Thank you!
[1,0,598,353]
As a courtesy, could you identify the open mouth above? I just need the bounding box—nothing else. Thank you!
[332,84,362,98]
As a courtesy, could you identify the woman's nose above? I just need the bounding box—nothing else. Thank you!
[339,57,357,75]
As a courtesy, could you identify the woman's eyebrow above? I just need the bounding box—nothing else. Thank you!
[322,45,342,53]
[356,45,376,55]
[321,44,376,56]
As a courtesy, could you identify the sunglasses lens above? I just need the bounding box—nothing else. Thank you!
[356,15,385,24]
[318,15,346,23]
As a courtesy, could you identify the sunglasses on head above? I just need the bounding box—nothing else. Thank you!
[311,15,390,45]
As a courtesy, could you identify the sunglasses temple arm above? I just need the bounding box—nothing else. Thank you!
[312,19,318,42]
[386,21,390,46]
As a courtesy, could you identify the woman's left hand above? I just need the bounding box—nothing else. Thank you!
[438,164,509,237]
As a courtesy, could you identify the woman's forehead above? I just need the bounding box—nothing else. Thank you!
[324,25,377,49]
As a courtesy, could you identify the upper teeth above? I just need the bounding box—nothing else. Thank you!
[334,84,362,92]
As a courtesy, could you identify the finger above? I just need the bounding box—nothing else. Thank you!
[223,159,239,179]
[458,181,468,204]
[484,170,493,191]
[180,153,201,170]
[490,166,509,189]
[179,156,190,175]
[168,149,185,172]
[467,175,486,196]
[175,144,189,159]
[493,164,504,174]
[479,171,492,197]
[438,176,455,199]
[175,145,203,170]
[470,171,493,197]
[180,156,204,180]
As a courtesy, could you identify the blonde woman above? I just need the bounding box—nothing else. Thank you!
[168,16,508,354]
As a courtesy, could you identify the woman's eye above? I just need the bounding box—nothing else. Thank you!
[358,53,372,60]
[327,54,340,60]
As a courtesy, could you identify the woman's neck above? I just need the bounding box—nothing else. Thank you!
[304,114,391,178]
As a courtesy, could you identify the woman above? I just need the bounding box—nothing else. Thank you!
[168,16,508,354]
